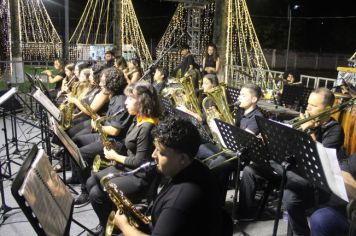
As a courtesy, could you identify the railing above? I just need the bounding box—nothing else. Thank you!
[300,74,336,89]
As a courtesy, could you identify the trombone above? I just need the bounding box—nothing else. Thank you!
[289,97,355,130]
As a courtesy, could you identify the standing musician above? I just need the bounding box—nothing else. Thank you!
[112,117,226,236]
[42,59,66,99]
[202,43,221,75]
[86,81,161,235]
[104,50,115,68]
[70,68,134,205]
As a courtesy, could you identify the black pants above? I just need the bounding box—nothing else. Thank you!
[67,119,92,138]
[238,164,280,218]
[86,166,150,227]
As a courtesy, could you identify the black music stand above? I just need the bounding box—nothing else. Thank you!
[11,145,95,235]
[280,85,312,111]
[50,117,86,195]
[159,96,175,116]
[255,116,344,236]
[214,119,268,222]
[226,86,240,105]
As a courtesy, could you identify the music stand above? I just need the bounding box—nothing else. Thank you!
[225,86,240,105]
[11,145,95,235]
[159,96,175,116]
[214,119,268,222]
[280,85,312,111]
[255,116,346,236]
[50,117,86,191]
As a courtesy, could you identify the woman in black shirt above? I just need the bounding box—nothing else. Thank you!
[86,81,161,232]
[202,43,220,75]
[113,117,226,236]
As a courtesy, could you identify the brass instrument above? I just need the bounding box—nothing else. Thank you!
[177,73,202,116]
[100,162,155,236]
[83,103,116,173]
[59,81,79,129]
[202,84,234,146]
[290,98,355,130]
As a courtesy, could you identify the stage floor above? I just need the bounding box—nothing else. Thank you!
[0,113,288,235]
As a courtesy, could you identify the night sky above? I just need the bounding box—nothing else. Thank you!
[43,0,356,54]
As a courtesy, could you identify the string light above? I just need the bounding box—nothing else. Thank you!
[0,0,10,66]
[18,0,62,61]
[70,0,152,68]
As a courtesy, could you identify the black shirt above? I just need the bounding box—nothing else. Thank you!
[176,54,197,76]
[204,55,216,69]
[151,160,223,236]
[55,70,66,89]
[340,153,356,178]
[104,94,134,141]
[153,81,166,95]
[314,118,345,159]
[234,107,264,135]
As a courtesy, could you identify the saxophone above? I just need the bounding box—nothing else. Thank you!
[59,81,79,129]
[82,102,116,173]
[100,163,155,236]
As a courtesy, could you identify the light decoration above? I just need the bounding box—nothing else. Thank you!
[225,0,275,89]
[156,2,215,74]
[0,0,10,67]
[70,0,152,68]
[19,0,62,61]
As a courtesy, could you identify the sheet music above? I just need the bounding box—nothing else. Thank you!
[50,117,87,169]
[316,142,348,202]
[19,149,73,236]
[0,87,17,106]
[32,89,61,121]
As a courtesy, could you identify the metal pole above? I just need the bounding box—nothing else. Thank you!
[64,0,69,63]
[285,5,291,71]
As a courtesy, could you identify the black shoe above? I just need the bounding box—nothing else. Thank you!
[88,224,104,236]
[75,193,89,205]
[65,176,80,185]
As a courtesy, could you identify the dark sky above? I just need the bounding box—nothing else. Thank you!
[43,0,356,54]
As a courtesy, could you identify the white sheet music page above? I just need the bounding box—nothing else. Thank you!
[316,142,348,202]
[32,89,61,121]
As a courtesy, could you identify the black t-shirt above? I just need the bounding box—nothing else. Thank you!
[177,54,197,75]
[150,160,223,236]
[153,81,166,95]
[104,94,134,141]
[234,107,264,135]
[314,118,345,159]
[55,70,66,89]
[204,55,216,69]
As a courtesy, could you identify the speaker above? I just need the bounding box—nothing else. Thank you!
[0,89,23,112]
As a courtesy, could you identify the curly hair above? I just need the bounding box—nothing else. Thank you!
[124,81,161,118]
[91,63,105,85]
[151,116,201,159]
[105,68,127,95]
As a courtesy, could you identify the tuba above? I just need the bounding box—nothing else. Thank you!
[176,72,202,116]
[202,84,234,145]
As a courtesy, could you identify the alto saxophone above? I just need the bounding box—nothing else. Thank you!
[82,103,116,173]
[100,162,155,236]
[59,82,79,129]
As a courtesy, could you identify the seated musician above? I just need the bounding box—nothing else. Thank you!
[309,152,356,236]
[66,67,112,138]
[125,58,142,84]
[115,55,129,74]
[112,116,226,236]
[70,69,134,205]
[153,67,168,95]
[86,81,161,235]
[56,63,75,103]
[238,88,345,226]
[281,87,345,235]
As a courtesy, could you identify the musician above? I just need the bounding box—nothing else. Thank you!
[153,67,168,95]
[113,117,225,236]
[70,68,134,205]
[56,63,75,103]
[238,87,345,222]
[125,58,142,84]
[281,87,345,235]
[104,50,115,68]
[42,58,65,90]
[309,152,356,236]
[174,43,199,77]
[202,43,220,75]
[115,55,129,74]
[86,81,160,234]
